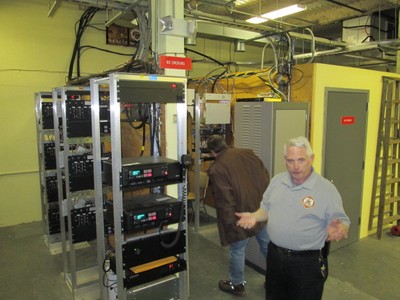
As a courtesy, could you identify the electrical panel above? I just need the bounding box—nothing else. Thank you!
[235,100,309,273]
[202,93,231,124]
[235,101,309,176]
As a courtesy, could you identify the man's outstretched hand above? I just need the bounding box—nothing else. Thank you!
[235,212,256,229]
[327,219,349,241]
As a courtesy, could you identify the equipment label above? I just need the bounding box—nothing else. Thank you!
[159,55,192,70]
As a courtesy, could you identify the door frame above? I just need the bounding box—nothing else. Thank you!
[322,87,369,250]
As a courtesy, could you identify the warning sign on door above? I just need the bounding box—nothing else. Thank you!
[341,116,355,125]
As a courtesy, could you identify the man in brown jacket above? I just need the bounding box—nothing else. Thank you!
[206,134,270,297]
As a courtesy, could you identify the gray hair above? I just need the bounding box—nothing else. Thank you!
[283,136,314,157]
[206,134,228,153]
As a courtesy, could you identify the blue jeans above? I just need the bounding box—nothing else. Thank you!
[229,226,269,285]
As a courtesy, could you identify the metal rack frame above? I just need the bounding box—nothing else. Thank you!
[91,72,189,300]
[35,91,63,254]
[53,86,100,300]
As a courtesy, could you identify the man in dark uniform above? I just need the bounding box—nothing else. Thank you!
[206,134,270,297]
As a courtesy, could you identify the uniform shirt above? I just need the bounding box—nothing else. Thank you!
[260,169,350,251]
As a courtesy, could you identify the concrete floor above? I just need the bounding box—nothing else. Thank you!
[0,221,398,300]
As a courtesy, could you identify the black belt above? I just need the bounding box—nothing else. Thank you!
[270,242,321,257]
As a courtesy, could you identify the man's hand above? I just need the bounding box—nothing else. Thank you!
[235,212,257,229]
[327,219,349,241]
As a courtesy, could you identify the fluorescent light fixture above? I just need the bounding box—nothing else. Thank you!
[246,4,306,24]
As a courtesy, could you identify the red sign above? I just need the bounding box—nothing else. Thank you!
[159,55,192,70]
[341,116,355,125]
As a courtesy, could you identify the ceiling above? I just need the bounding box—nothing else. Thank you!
[183,0,400,70]
[186,0,400,37]
[50,0,400,70]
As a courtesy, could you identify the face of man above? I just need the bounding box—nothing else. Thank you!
[285,146,314,185]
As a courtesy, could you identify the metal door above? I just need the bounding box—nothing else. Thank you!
[323,88,368,251]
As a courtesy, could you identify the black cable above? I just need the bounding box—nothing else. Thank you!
[123,107,145,129]
[185,48,225,66]
[212,69,229,93]
[158,197,185,249]
[68,7,100,81]
[325,0,366,13]
[79,45,135,57]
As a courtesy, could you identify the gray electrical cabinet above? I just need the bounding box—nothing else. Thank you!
[234,100,309,272]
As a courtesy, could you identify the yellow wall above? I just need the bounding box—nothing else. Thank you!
[307,63,400,238]
[0,0,135,227]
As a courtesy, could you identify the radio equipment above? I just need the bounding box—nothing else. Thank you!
[104,193,182,233]
[103,156,183,189]
[123,256,186,288]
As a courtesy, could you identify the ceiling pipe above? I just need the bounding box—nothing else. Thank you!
[293,39,400,61]
[186,8,397,65]
[325,0,367,13]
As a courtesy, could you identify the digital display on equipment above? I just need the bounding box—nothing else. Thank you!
[133,211,157,222]
[129,170,142,177]
[135,213,146,221]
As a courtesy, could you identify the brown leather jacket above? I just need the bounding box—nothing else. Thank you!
[208,147,270,246]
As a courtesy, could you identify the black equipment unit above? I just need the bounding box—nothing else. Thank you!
[123,257,186,289]
[41,101,54,129]
[99,100,111,134]
[122,230,186,268]
[104,193,182,233]
[117,80,185,103]
[48,206,61,234]
[65,91,92,138]
[45,175,59,203]
[68,154,94,192]
[236,97,265,102]
[103,156,183,189]
[44,142,57,170]
[71,206,96,243]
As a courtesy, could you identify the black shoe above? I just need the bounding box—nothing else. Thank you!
[218,280,245,296]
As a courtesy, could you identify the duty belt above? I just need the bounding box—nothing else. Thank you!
[270,242,321,256]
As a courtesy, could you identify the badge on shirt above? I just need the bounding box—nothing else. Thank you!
[301,196,315,208]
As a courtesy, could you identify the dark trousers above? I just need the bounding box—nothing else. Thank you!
[265,242,328,300]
